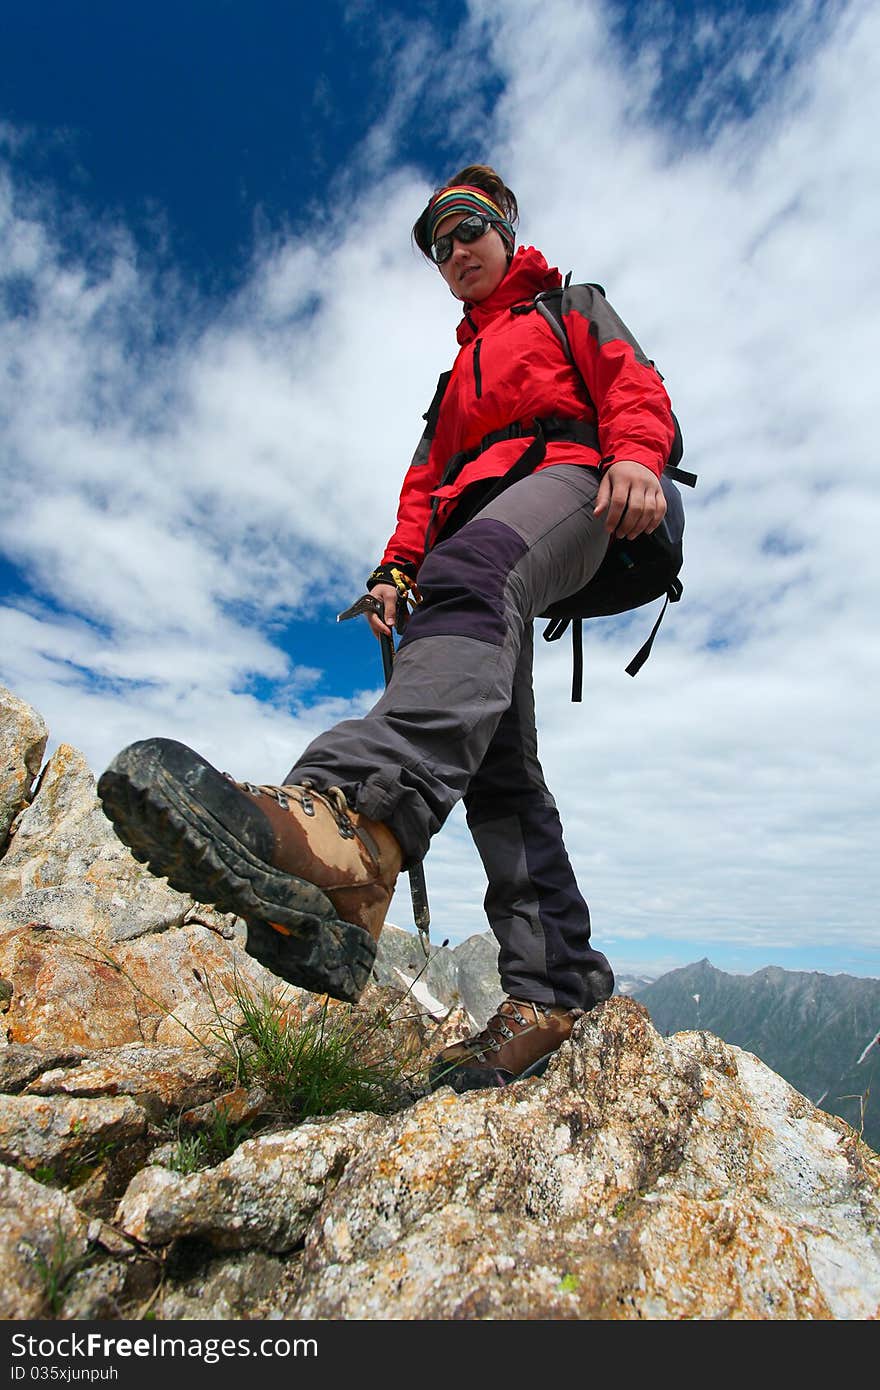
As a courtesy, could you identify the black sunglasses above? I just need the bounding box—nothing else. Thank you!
[430,213,495,265]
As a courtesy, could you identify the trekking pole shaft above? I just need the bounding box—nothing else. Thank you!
[378,629,431,948]
[379,632,395,686]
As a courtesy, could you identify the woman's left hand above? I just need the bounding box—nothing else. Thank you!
[593,459,667,540]
[366,583,399,638]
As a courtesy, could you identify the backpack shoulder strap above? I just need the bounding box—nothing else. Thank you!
[534,292,572,361]
[423,369,452,435]
[533,280,607,366]
[538,282,696,488]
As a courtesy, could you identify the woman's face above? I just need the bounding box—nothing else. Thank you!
[433,213,510,302]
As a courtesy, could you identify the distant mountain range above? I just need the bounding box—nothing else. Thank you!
[374,933,879,1152]
[631,959,880,1152]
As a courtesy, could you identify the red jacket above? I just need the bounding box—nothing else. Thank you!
[380,245,675,572]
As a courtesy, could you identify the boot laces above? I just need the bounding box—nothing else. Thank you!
[235,777,356,839]
[463,998,554,1063]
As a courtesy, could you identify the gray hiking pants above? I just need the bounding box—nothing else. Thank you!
[287,464,614,1011]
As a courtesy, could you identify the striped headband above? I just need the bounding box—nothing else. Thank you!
[426,185,515,252]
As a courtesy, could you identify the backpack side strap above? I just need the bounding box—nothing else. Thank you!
[542,571,683,694]
[542,616,584,702]
[623,578,683,677]
[665,463,698,488]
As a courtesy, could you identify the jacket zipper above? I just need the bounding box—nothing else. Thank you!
[472,339,483,398]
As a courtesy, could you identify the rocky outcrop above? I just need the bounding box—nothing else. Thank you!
[1,685,879,1321]
[0,1165,92,1320]
[3,992,877,1321]
[0,919,278,1051]
[0,742,198,943]
[634,959,880,1151]
[0,687,47,852]
[279,1010,880,1320]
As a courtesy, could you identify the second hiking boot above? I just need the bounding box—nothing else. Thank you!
[428,997,582,1094]
[97,738,402,1003]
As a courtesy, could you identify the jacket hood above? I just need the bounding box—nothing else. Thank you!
[455,246,562,345]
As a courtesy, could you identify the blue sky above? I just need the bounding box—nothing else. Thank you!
[1,0,878,981]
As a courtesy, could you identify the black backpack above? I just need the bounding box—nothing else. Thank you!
[531,282,696,696]
[424,279,696,696]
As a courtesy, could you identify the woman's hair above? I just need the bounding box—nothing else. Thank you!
[412,164,519,259]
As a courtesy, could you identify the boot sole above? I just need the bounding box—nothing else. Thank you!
[427,1050,554,1095]
[97,739,376,1004]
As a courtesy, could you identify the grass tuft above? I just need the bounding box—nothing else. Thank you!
[79,940,438,1172]
[212,971,420,1125]
[32,1218,89,1316]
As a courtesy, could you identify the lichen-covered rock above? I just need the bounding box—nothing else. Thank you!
[0,743,194,941]
[2,689,878,1322]
[151,1251,287,1320]
[22,1043,229,1122]
[0,924,165,1048]
[0,1162,91,1318]
[0,1043,87,1094]
[0,687,48,852]
[270,1001,880,1320]
[0,1092,148,1183]
[115,1111,384,1252]
[57,1258,146,1321]
[0,920,285,1050]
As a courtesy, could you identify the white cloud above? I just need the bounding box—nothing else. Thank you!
[1,0,878,976]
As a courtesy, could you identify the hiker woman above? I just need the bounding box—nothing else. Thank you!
[99,165,675,1092]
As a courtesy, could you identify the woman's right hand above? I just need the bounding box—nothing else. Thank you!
[366,583,399,638]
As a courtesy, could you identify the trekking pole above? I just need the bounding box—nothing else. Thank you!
[336,591,431,958]
[378,629,395,686]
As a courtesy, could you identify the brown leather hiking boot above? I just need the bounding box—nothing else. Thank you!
[428,997,582,1094]
[97,738,402,1003]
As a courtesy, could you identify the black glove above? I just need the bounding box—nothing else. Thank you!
[365,561,419,595]
[364,562,421,633]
